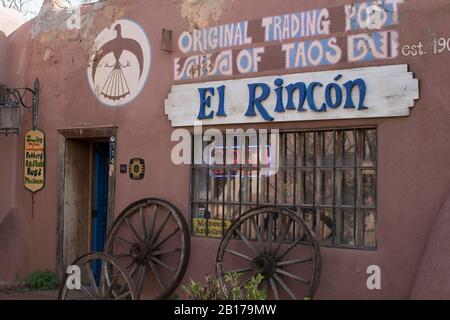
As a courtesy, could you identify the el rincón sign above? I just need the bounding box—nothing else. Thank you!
[165,64,419,127]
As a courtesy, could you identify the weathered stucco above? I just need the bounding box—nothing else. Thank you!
[32,0,126,66]
[180,0,229,29]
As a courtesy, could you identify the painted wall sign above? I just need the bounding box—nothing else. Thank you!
[87,19,152,107]
[24,129,45,193]
[165,64,419,127]
[129,158,145,180]
[174,0,404,82]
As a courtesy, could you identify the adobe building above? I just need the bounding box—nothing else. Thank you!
[0,0,449,299]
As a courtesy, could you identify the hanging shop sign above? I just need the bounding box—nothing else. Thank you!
[165,64,419,127]
[24,129,45,193]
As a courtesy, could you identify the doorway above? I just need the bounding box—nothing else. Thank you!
[56,127,117,280]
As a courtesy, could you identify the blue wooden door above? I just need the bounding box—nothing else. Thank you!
[92,142,110,281]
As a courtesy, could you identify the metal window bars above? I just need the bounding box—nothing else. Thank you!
[191,128,377,250]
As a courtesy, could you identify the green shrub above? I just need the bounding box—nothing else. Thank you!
[168,293,180,300]
[25,270,59,291]
[182,273,267,300]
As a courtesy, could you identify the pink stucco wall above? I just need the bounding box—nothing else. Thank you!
[0,0,449,299]
[411,194,450,299]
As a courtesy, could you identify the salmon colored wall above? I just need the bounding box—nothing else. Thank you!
[0,0,449,299]
[411,194,450,299]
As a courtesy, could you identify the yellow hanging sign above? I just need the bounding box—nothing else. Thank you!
[24,129,45,193]
[193,218,232,238]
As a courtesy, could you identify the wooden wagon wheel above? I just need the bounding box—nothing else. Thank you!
[58,253,137,300]
[105,198,190,300]
[216,207,321,300]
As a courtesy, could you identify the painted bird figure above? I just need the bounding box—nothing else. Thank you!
[91,24,144,101]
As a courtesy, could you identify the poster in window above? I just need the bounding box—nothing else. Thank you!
[193,218,232,238]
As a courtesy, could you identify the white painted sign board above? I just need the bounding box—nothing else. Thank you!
[165,64,419,127]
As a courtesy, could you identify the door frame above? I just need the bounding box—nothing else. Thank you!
[56,126,118,281]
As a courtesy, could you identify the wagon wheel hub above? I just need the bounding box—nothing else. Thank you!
[252,254,276,278]
[130,242,149,263]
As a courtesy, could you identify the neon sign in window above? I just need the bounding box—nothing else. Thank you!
[207,145,272,178]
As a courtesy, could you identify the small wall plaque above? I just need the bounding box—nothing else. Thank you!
[129,158,145,180]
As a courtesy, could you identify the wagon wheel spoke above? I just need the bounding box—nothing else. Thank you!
[273,219,293,257]
[153,248,181,256]
[239,274,254,288]
[105,272,121,298]
[148,205,158,241]
[277,257,312,267]
[99,262,107,296]
[276,268,310,285]
[118,263,138,296]
[278,238,302,260]
[80,284,95,299]
[151,257,176,273]
[225,249,253,262]
[129,263,139,278]
[228,267,252,274]
[87,265,99,296]
[126,217,143,243]
[263,278,269,294]
[139,207,147,240]
[148,260,165,289]
[150,211,171,245]
[115,235,133,246]
[269,277,280,300]
[266,213,274,254]
[126,260,136,271]
[273,273,297,300]
[153,227,180,249]
[235,229,259,257]
[250,216,264,245]
[113,253,131,259]
[115,290,132,300]
[117,281,130,297]
[136,265,147,294]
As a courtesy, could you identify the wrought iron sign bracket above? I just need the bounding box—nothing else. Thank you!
[0,78,40,135]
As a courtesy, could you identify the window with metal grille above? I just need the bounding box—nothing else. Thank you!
[190,128,377,249]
